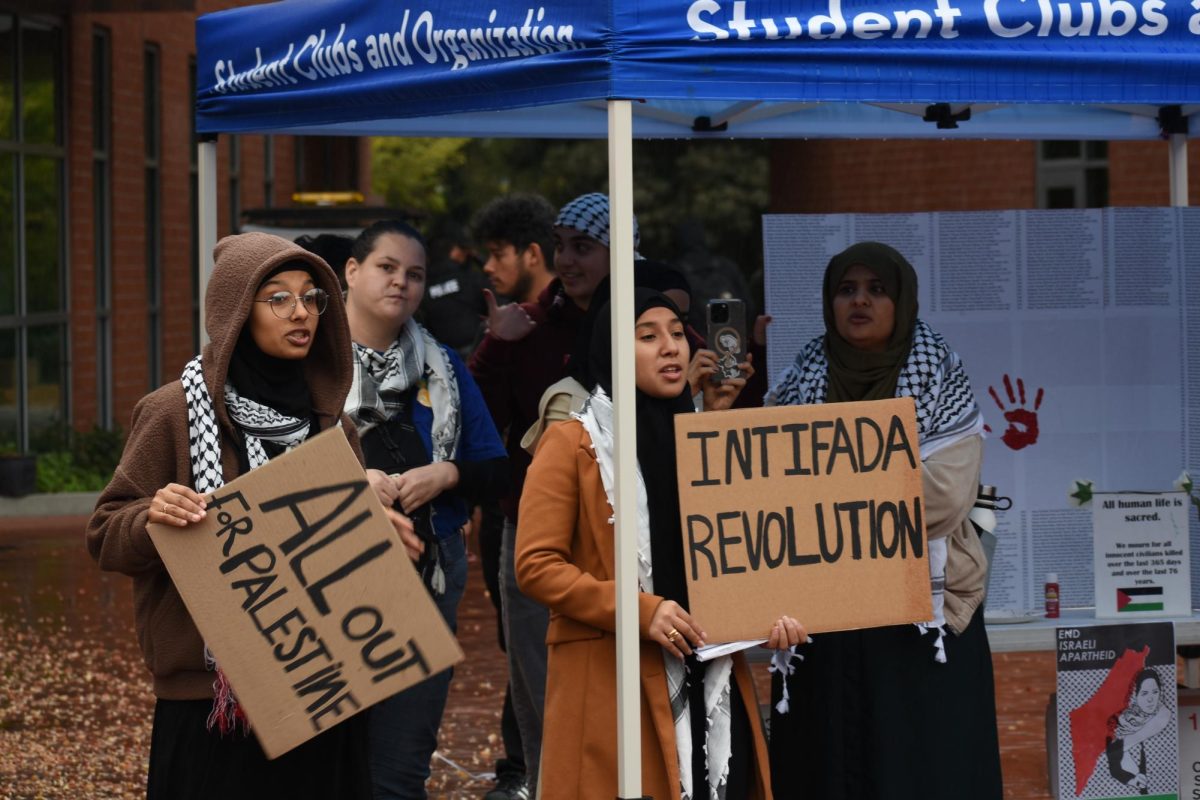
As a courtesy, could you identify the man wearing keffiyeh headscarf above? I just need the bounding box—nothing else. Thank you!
[468,191,637,794]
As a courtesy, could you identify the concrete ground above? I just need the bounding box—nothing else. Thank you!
[1,515,1055,799]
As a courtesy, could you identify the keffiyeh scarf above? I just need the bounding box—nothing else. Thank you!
[181,355,312,734]
[345,318,461,462]
[578,388,734,800]
[766,320,985,663]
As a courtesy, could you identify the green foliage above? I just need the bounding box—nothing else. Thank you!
[425,138,771,284]
[31,424,124,493]
[371,138,471,215]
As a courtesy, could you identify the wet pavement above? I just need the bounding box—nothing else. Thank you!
[1,516,1056,799]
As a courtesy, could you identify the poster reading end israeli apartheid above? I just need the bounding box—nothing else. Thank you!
[1056,622,1178,800]
[674,398,930,644]
[148,426,463,759]
[1093,492,1191,619]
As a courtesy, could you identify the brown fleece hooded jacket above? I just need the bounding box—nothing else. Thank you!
[86,232,361,700]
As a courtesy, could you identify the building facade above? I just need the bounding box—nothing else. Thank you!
[0,1,370,452]
[769,138,1200,213]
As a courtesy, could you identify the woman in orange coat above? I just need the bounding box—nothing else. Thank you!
[517,289,805,800]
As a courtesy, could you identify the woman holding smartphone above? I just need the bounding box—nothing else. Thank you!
[517,289,804,800]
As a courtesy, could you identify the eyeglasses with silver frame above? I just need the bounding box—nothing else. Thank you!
[255,288,329,319]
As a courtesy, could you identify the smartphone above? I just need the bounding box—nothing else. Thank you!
[705,299,747,382]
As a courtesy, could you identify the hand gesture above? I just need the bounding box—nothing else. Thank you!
[483,289,536,342]
[367,468,401,509]
[150,482,208,528]
[392,462,459,513]
[649,599,706,660]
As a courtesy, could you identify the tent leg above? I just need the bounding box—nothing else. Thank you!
[1169,132,1189,208]
[198,134,219,346]
[608,98,642,800]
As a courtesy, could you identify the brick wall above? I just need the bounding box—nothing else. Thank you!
[62,5,340,434]
[771,137,1200,212]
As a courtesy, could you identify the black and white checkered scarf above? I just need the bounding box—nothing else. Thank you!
[180,354,311,733]
[554,191,640,251]
[345,318,460,462]
[766,320,984,663]
[578,388,734,800]
[766,319,982,460]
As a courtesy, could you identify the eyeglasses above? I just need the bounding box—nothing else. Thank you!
[254,288,329,319]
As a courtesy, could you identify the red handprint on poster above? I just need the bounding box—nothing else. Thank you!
[984,374,1044,450]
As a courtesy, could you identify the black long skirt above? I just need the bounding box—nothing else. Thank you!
[768,606,1003,800]
[147,698,371,800]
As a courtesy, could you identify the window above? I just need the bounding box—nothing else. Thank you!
[93,27,112,428]
[295,136,359,191]
[145,44,162,388]
[0,14,66,451]
[1037,141,1109,209]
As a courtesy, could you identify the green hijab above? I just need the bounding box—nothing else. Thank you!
[822,241,919,403]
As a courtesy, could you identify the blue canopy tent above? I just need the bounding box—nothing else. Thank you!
[195,1,1200,792]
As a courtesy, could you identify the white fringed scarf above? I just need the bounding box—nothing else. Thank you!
[577,388,734,800]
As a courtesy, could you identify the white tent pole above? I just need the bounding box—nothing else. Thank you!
[1169,133,1189,207]
[198,135,219,345]
[608,98,643,800]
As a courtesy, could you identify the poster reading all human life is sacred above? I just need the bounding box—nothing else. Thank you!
[1093,492,1191,619]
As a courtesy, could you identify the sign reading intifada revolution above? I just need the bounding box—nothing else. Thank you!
[674,398,932,644]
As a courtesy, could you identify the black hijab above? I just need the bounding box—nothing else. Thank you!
[226,261,315,420]
[589,288,695,609]
[822,241,920,403]
[570,260,693,390]
[591,288,718,791]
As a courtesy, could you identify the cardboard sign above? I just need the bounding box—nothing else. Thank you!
[148,426,463,759]
[674,398,931,644]
[1093,492,1191,619]
[1055,621,1178,800]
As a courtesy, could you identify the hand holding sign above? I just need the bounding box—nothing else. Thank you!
[650,599,706,660]
[762,616,806,651]
[151,482,209,527]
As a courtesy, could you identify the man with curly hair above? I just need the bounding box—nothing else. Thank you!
[468,192,557,800]
[473,193,556,307]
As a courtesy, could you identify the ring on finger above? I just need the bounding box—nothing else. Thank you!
[162,502,169,514]
[667,628,680,642]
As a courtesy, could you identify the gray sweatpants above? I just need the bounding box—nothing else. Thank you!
[498,517,549,791]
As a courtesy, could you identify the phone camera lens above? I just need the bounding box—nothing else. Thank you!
[711,303,729,324]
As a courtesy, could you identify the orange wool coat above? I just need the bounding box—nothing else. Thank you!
[516,419,772,800]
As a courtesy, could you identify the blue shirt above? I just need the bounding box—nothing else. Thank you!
[409,347,506,540]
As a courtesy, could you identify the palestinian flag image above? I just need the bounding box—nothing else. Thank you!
[1117,586,1164,613]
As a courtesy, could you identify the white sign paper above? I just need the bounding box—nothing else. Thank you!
[1093,492,1191,618]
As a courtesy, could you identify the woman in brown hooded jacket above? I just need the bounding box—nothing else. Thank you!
[87,232,416,799]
